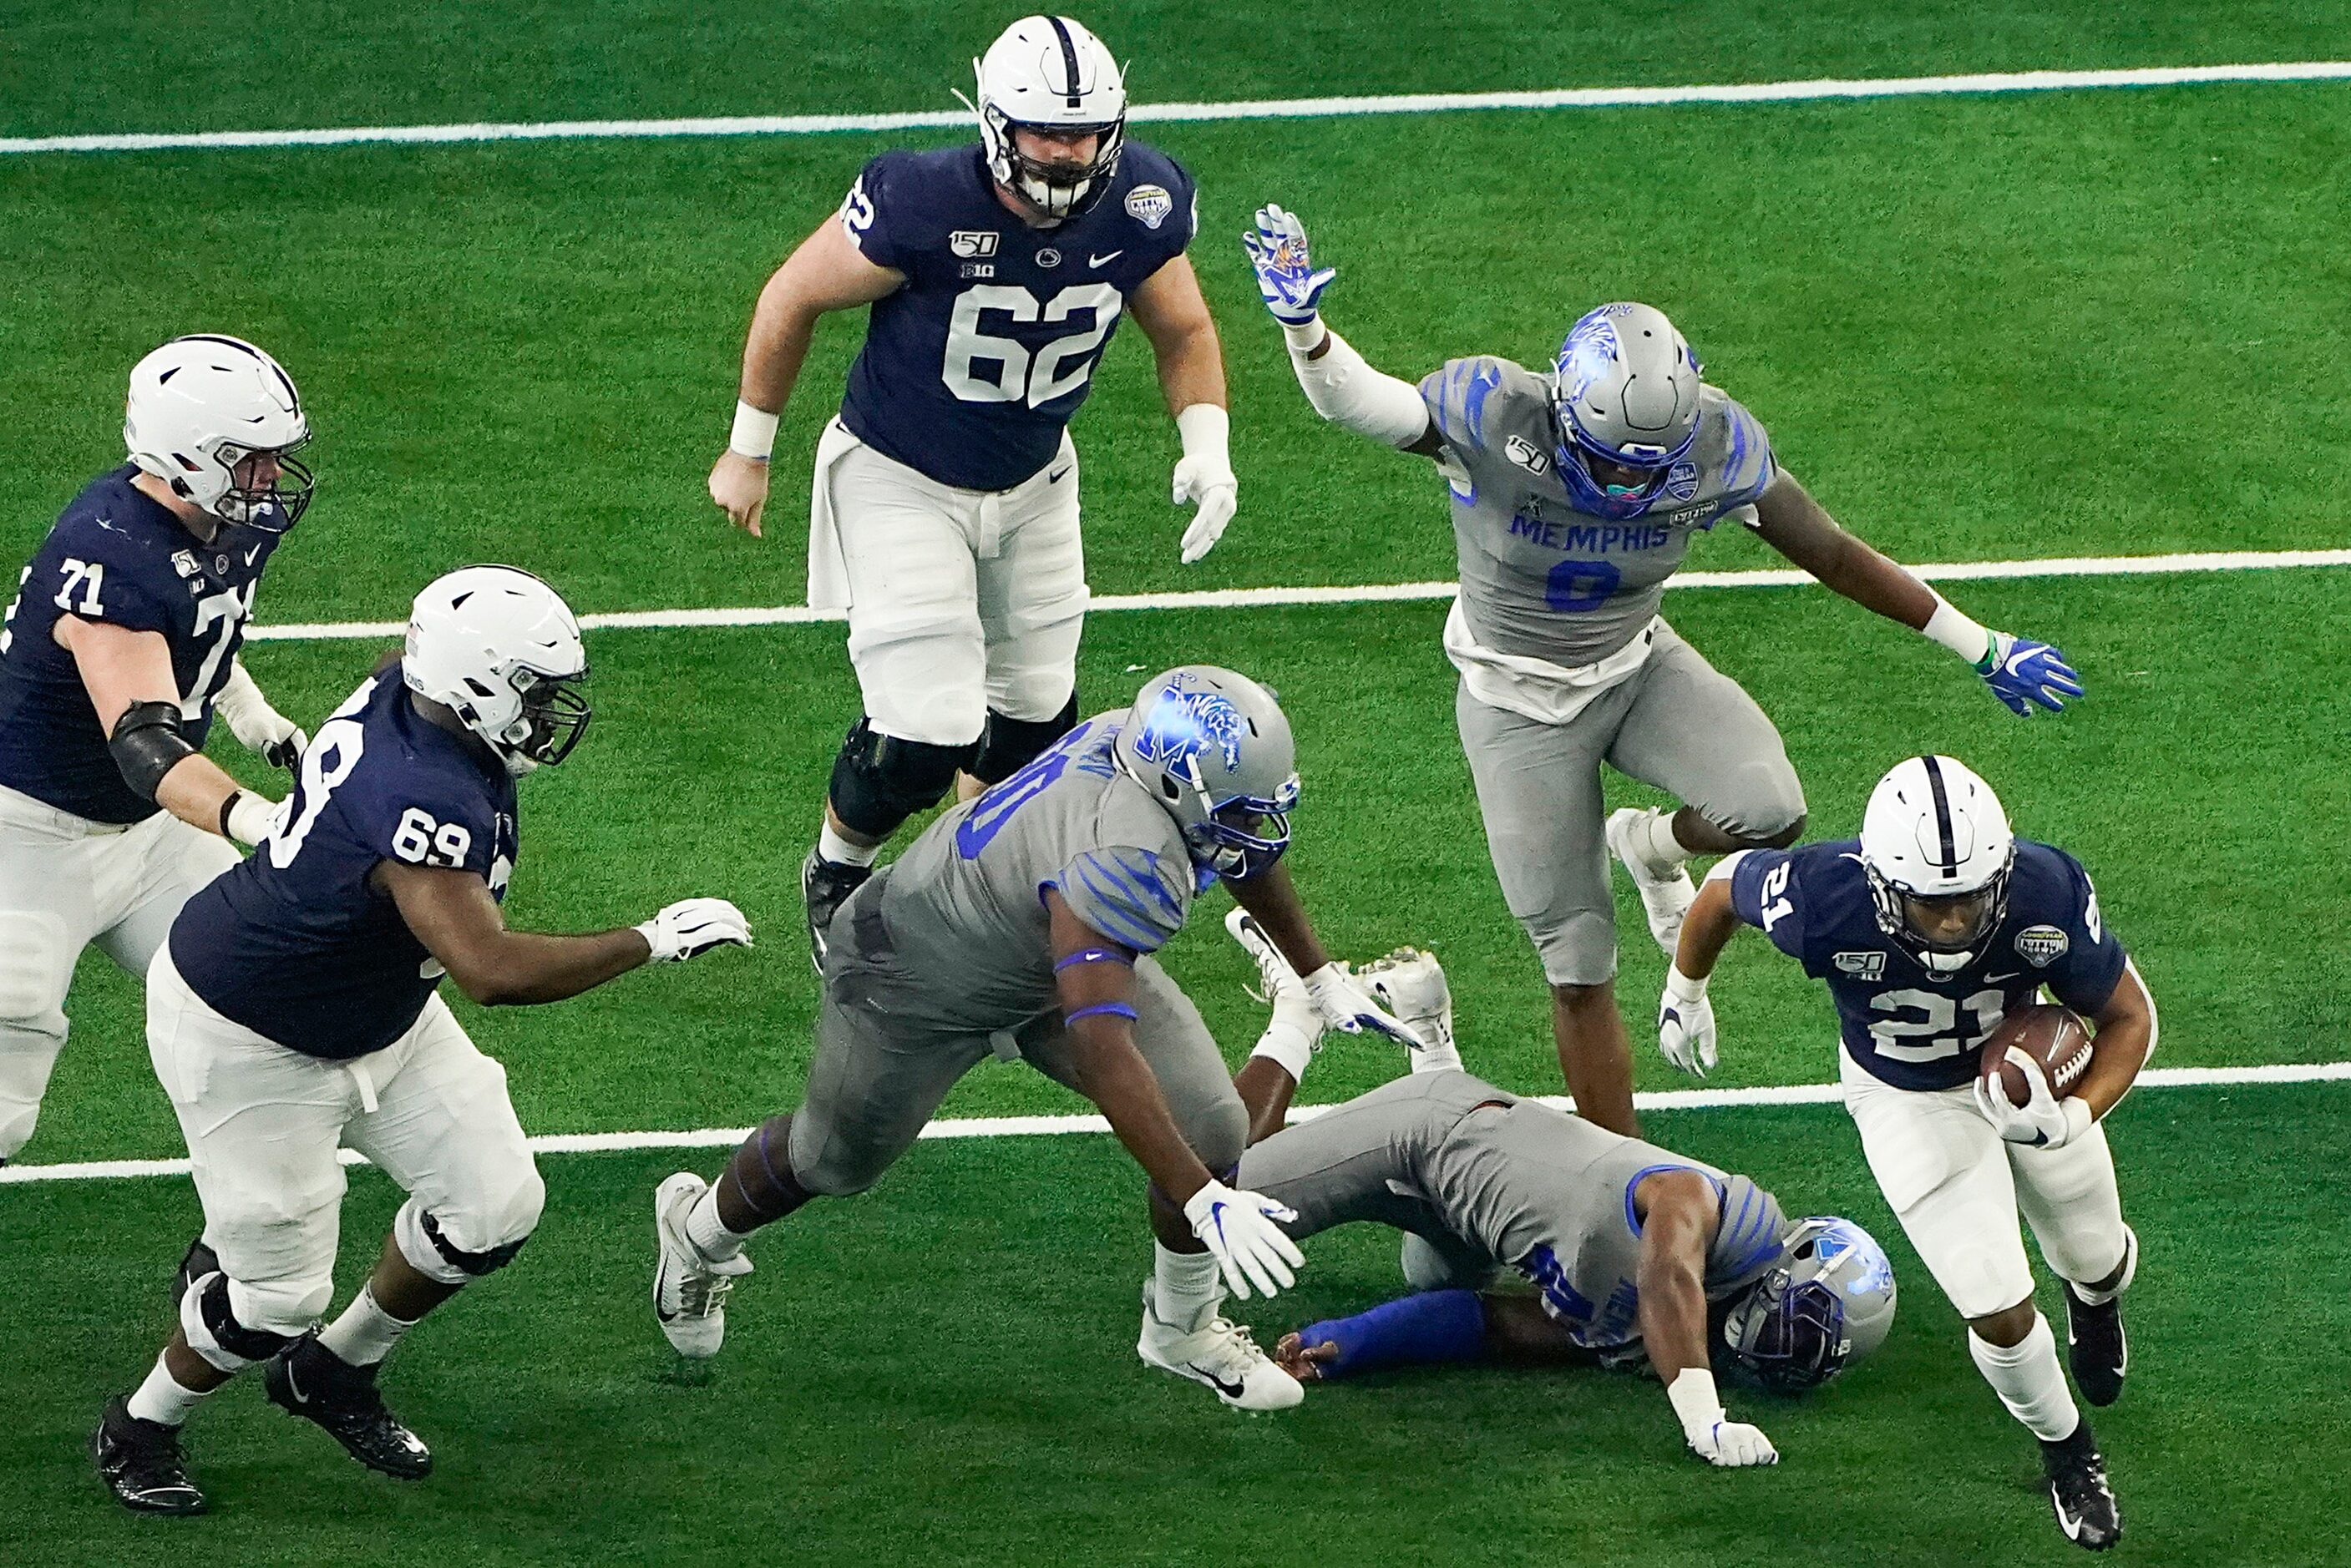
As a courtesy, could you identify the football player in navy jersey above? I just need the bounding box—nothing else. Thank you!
[704,16,1239,969]
[0,336,315,1164]
[91,567,751,1516]
[1661,756,2155,1550]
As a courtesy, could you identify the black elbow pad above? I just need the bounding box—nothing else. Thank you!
[109,700,197,802]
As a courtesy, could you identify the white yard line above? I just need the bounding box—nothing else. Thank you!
[244,548,2351,643]
[7,62,2350,157]
[5,1059,2343,1186]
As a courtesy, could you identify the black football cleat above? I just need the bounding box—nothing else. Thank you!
[263,1333,432,1479]
[175,1237,220,1311]
[2040,1423,2122,1551]
[91,1396,206,1515]
[801,847,872,977]
[2065,1282,2128,1407]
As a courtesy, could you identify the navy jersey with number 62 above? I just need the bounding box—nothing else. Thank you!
[170,665,517,1060]
[1727,839,2127,1090]
[0,466,283,823]
[836,142,1198,492]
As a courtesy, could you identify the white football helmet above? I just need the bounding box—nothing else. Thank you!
[403,566,590,776]
[124,334,314,532]
[1857,755,2014,973]
[970,16,1127,220]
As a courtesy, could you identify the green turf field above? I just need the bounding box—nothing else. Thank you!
[3,3,2348,1560]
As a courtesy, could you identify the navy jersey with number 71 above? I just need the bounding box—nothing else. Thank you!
[1726,839,2127,1091]
[834,142,1198,493]
[170,665,518,1060]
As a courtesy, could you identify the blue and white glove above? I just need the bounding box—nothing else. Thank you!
[1184,1179,1305,1300]
[1979,631,2083,716]
[1241,204,1336,326]
[1301,962,1429,1051]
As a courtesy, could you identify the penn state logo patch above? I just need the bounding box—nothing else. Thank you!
[1504,435,1551,474]
[2015,925,2071,967]
[1125,184,1173,230]
[1664,461,1699,501]
[1832,951,1887,981]
[949,230,999,259]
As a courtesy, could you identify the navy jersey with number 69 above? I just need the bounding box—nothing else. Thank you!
[0,466,282,823]
[1727,839,2127,1090]
[170,665,517,1060]
[836,142,1198,492]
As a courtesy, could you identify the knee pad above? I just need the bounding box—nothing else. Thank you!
[394,1195,536,1286]
[970,694,1079,786]
[180,1271,308,1372]
[827,716,980,838]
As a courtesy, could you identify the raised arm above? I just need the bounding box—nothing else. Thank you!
[1240,204,1439,456]
[709,215,904,537]
[58,615,275,844]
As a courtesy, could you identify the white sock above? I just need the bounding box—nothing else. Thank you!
[126,1353,213,1428]
[1968,1315,2081,1442]
[317,1284,420,1368]
[1634,807,1691,872]
[818,822,880,868]
[686,1186,751,1262]
[1151,1243,1222,1331]
[1249,1019,1316,1082]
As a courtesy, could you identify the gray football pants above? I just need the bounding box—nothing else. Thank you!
[1457,623,1803,987]
[787,953,1249,1197]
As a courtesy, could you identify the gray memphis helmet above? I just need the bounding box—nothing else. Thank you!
[1548,302,1705,518]
[1112,665,1299,878]
[1720,1216,1898,1391]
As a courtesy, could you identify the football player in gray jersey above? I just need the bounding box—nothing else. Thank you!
[651,665,1426,1411]
[1218,919,1894,1467]
[1243,204,2083,1136]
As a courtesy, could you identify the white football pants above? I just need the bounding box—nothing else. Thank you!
[0,783,239,1160]
[811,418,1088,747]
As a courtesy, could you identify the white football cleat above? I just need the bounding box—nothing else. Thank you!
[1607,807,1696,957]
[1353,946,1464,1072]
[652,1172,752,1359]
[1137,1280,1304,1412]
[1224,907,1325,1039]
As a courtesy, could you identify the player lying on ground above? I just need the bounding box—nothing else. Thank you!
[703,16,1239,969]
[1661,755,2154,1550]
[0,336,314,1163]
[1223,917,1893,1467]
[1242,205,2083,1139]
[91,568,752,1517]
[653,666,1423,1412]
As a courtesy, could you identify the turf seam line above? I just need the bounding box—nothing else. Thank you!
[6,1060,2343,1184]
[242,548,2351,643]
[8,61,2351,156]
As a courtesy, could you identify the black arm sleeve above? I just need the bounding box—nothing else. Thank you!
[109,700,196,802]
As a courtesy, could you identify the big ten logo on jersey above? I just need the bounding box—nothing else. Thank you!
[951,230,1000,279]
[943,284,1122,408]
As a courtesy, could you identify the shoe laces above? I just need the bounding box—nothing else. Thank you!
[1191,1315,1272,1378]
[670,1247,737,1319]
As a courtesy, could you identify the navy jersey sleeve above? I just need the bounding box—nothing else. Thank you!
[2035,850,2129,1016]
[1051,844,1191,953]
[1715,396,1778,511]
[1726,847,1809,961]
[349,760,502,879]
[839,151,918,274]
[1417,357,1513,456]
[43,514,176,635]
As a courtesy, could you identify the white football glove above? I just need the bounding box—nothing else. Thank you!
[1173,404,1238,564]
[1183,1180,1305,1301]
[1669,1368,1777,1468]
[1300,963,1429,1051]
[215,660,306,771]
[1241,204,1336,326]
[1657,966,1718,1078]
[1972,1047,2093,1148]
[636,898,753,963]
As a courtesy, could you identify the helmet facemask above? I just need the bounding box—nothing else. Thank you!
[502,665,593,771]
[1865,854,2013,974]
[207,436,316,533]
[1189,774,1299,880]
[980,104,1125,221]
[1721,1269,1850,1393]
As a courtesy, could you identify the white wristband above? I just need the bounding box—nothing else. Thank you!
[1174,402,1231,470]
[223,792,277,847]
[1923,596,1993,665]
[1665,964,1709,1004]
[1279,316,1325,353]
[729,400,779,462]
[1665,1367,1726,1442]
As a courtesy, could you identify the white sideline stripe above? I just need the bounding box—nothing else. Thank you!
[6,1059,2344,1186]
[242,548,2351,644]
[7,62,2351,157]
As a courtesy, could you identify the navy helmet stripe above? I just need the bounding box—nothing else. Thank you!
[1919,755,1958,874]
[1046,16,1084,108]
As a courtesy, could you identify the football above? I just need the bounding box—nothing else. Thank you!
[1979,1003,2095,1106]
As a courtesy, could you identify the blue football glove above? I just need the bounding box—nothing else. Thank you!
[1979,631,2083,716]
[1241,204,1335,326]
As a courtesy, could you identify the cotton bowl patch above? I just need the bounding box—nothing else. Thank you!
[1125,184,1173,230]
[2015,924,2070,967]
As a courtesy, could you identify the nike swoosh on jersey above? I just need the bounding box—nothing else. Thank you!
[1983,970,2024,982]
[1088,250,1123,267]
[245,544,263,565]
